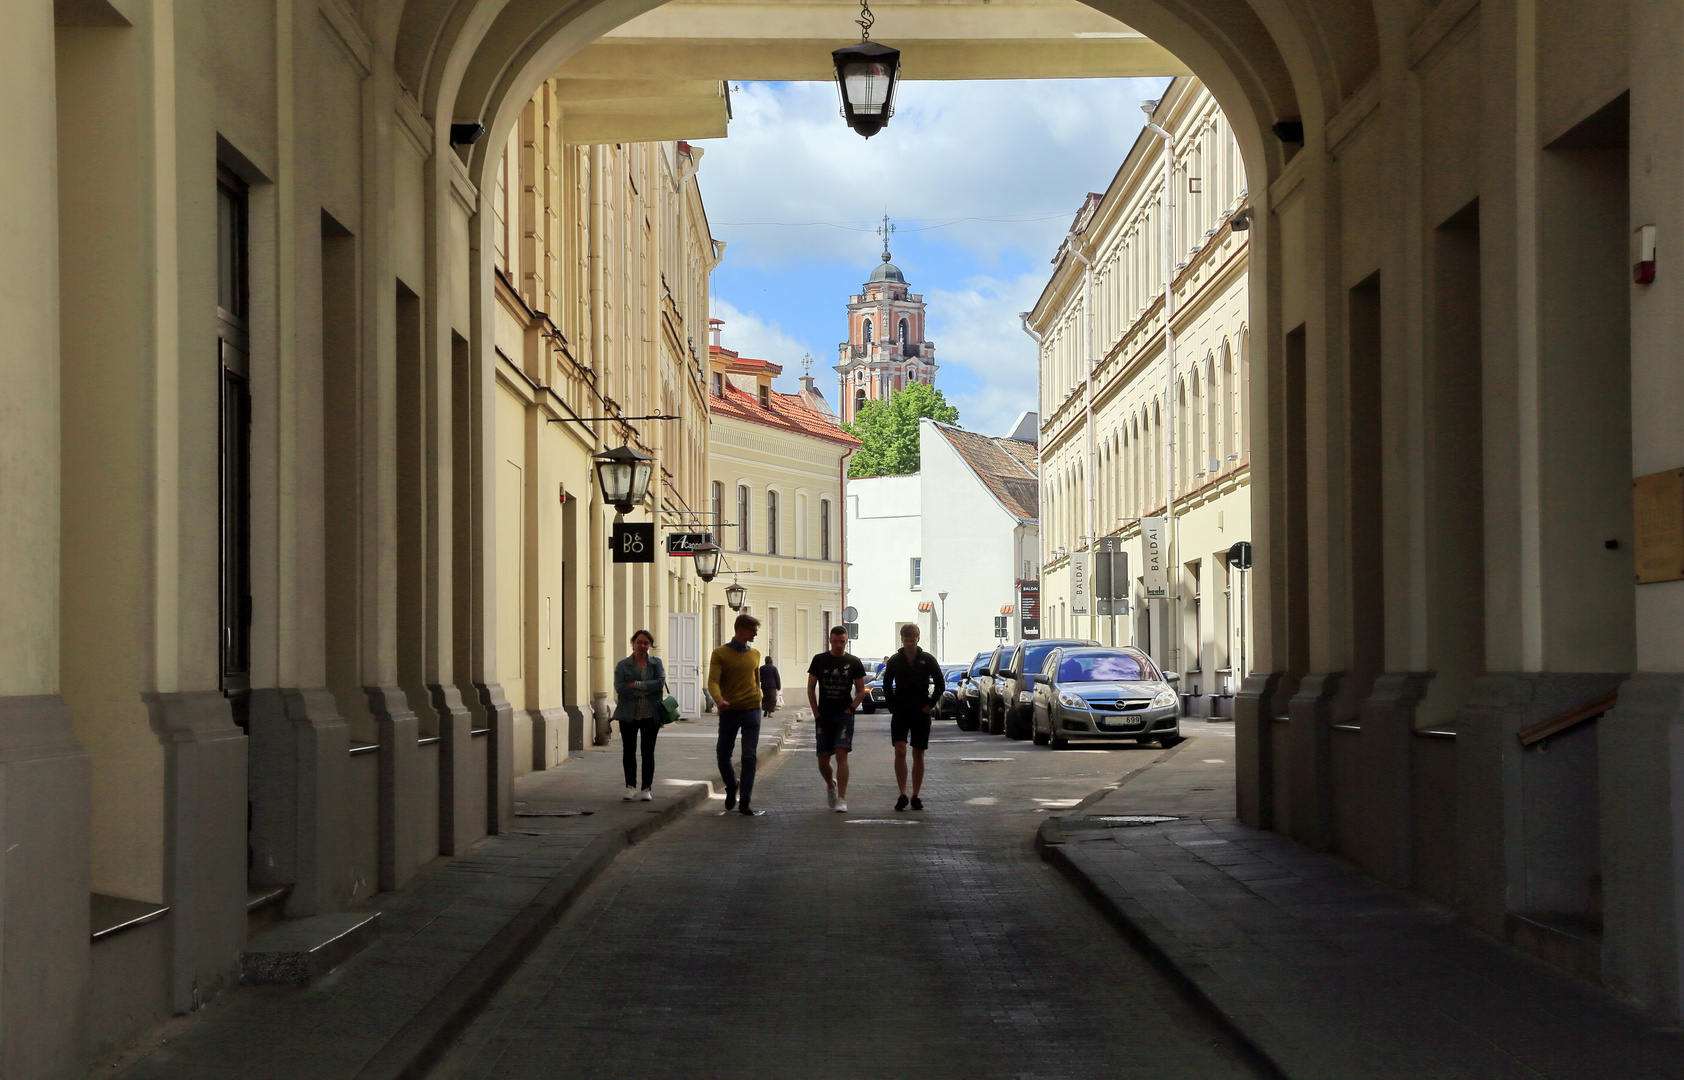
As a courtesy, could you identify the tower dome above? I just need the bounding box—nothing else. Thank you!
[869,260,906,283]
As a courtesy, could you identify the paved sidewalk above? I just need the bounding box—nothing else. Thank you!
[109,711,801,1080]
[1040,727,1684,1080]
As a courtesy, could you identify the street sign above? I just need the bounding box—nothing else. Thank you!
[611,522,655,563]
[665,531,713,556]
[1227,540,1253,571]
[1141,517,1168,598]
[842,605,858,622]
[1018,579,1040,638]
[1070,552,1090,616]
[844,622,859,640]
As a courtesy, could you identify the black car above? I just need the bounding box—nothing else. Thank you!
[859,660,890,713]
[974,643,1012,735]
[999,638,1100,740]
[933,664,969,724]
[954,650,993,731]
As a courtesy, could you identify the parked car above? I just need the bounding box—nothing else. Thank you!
[1029,646,1181,749]
[954,650,994,731]
[975,643,1013,735]
[858,659,890,713]
[1000,638,1100,740]
[933,664,969,724]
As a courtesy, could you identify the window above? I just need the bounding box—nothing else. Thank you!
[863,318,873,343]
[711,481,723,542]
[911,557,922,589]
[767,490,779,555]
[737,485,750,551]
[854,388,866,415]
[820,499,832,561]
[712,371,723,395]
[218,170,251,692]
[823,610,834,635]
[899,318,909,343]
[758,384,770,408]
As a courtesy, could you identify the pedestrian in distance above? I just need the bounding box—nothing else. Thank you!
[807,625,868,813]
[708,613,764,815]
[882,623,945,810]
[612,630,667,802]
[760,655,782,714]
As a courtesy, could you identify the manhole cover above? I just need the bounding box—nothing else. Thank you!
[845,819,921,826]
[1090,814,1180,826]
[959,757,1014,763]
[514,810,593,817]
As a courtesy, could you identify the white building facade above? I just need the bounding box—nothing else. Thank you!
[1029,76,1251,717]
[845,417,1039,665]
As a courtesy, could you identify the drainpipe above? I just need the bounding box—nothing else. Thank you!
[1142,106,1180,675]
[1062,237,1098,643]
[1019,313,1044,643]
[587,144,611,741]
[839,445,855,630]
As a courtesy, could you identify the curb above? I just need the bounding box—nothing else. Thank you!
[1036,824,1293,1080]
[352,714,799,1080]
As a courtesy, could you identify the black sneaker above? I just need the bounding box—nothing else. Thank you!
[895,794,910,811]
[739,802,754,816]
[724,790,738,811]
[910,796,923,811]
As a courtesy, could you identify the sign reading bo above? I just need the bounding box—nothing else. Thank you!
[610,522,656,563]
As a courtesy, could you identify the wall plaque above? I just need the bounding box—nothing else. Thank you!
[1634,469,1684,584]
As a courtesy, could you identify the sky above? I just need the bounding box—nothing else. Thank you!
[694,76,1173,438]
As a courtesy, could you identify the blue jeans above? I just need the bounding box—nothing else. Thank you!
[717,709,762,803]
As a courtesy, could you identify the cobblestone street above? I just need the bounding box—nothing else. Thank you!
[426,718,1261,1080]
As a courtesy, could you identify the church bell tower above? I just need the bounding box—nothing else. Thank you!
[835,217,938,425]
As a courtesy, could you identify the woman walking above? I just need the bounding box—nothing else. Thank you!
[613,630,667,801]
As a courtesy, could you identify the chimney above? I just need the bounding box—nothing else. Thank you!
[799,374,817,394]
[708,317,723,348]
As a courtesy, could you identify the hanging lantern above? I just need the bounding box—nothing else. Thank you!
[833,0,899,138]
[692,543,722,583]
[725,581,747,611]
[593,444,654,515]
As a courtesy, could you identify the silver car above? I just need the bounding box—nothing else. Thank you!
[1029,646,1182,749]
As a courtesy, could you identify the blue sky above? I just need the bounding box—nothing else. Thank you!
[694,76,1172,437]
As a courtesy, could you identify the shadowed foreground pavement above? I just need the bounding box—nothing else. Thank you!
[427,717,1265,1080]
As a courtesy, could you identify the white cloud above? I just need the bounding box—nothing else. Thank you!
[925,272,1047,435]
[694,78,1168,269]
[709,297,818,371]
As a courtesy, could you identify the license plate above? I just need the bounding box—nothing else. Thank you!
[1099,719,1143,731]
[1019,691,1034,703]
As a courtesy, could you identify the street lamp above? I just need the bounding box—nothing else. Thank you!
[725,580,747,611]
[593,444,654,516]
[692,542,722,583]
[938,590,949,660]
[832,0,899,138]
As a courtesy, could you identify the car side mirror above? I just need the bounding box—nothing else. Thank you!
[1033,673,1050,685]
[1162,671,1180,683]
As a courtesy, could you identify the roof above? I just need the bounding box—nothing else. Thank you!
[869,260,906,283]
[710,382,861,449]
[710,344,783,376]
[930,422,1039,522]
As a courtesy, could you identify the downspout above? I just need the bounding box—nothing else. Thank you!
[1018,313,1043,643]
[839,445,855,629]
[1143,110,1179,675]
[587,144,611,741]
[1062,238,1097,643]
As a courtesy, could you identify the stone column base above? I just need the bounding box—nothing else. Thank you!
[247,688,349,917]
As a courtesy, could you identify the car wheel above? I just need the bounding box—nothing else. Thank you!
[986,702,1002,736]
[1005,707,1032,741]
[1048,728,1068,750]
[957,707,979,732]
[861,700,875,714]
[1031,717,1049,746]
[1158,733,1184,747]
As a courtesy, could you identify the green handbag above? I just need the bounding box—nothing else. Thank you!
[659,694,682,725]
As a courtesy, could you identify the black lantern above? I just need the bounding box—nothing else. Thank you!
[593,444,654,515]
[725,581,747,611]
[833,0,899,139]
[692,542,722,583]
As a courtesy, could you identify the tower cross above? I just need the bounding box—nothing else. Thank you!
[877,215,895,262]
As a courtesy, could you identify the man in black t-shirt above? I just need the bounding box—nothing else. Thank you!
[881,623,945,810]
[806,625,867,813]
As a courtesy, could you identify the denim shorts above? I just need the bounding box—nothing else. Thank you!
[815,713,855,756]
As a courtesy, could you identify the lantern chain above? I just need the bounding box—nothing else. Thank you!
[856,0,874,40]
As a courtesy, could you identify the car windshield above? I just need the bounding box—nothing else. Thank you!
[1055,651,1157,683]
[969,655,991,676]
[944,667,966,687]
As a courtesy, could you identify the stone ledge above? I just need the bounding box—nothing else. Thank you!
[241,910,382,986]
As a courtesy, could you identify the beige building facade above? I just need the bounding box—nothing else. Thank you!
[707,327,857,672]
[1032,76,1252,717]
[12,2,1684,1076]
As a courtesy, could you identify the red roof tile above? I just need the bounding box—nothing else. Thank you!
[710,384,860,448]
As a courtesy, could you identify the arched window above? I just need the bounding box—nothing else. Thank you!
[899,318,909,344]
[766,490,779,555]
[854,388,866,415]
[820,499,832,561]
[862,318,873,344]
[737,485,751,551]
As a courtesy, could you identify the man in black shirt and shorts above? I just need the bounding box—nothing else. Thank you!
[807,625,867,812]
[882,623,945,811]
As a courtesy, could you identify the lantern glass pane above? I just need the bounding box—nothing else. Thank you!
[598,460,632,502]
[842,62,891,114]
[632,461,654,501]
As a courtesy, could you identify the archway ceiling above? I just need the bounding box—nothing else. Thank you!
[553,0,1188,143]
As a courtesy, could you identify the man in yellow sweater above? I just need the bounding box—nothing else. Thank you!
[708,613,764,815]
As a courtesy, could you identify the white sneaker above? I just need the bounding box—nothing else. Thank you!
[639,788,654,801]
[624,786,638,801]
[835,799,848,813]
[826,785,837,809]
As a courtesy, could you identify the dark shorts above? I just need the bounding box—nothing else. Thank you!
[890,710,932,750]
[815,713,855,756]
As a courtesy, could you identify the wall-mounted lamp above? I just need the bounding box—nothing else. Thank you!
[1229,207,1253,233]
[449,122,487,146]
